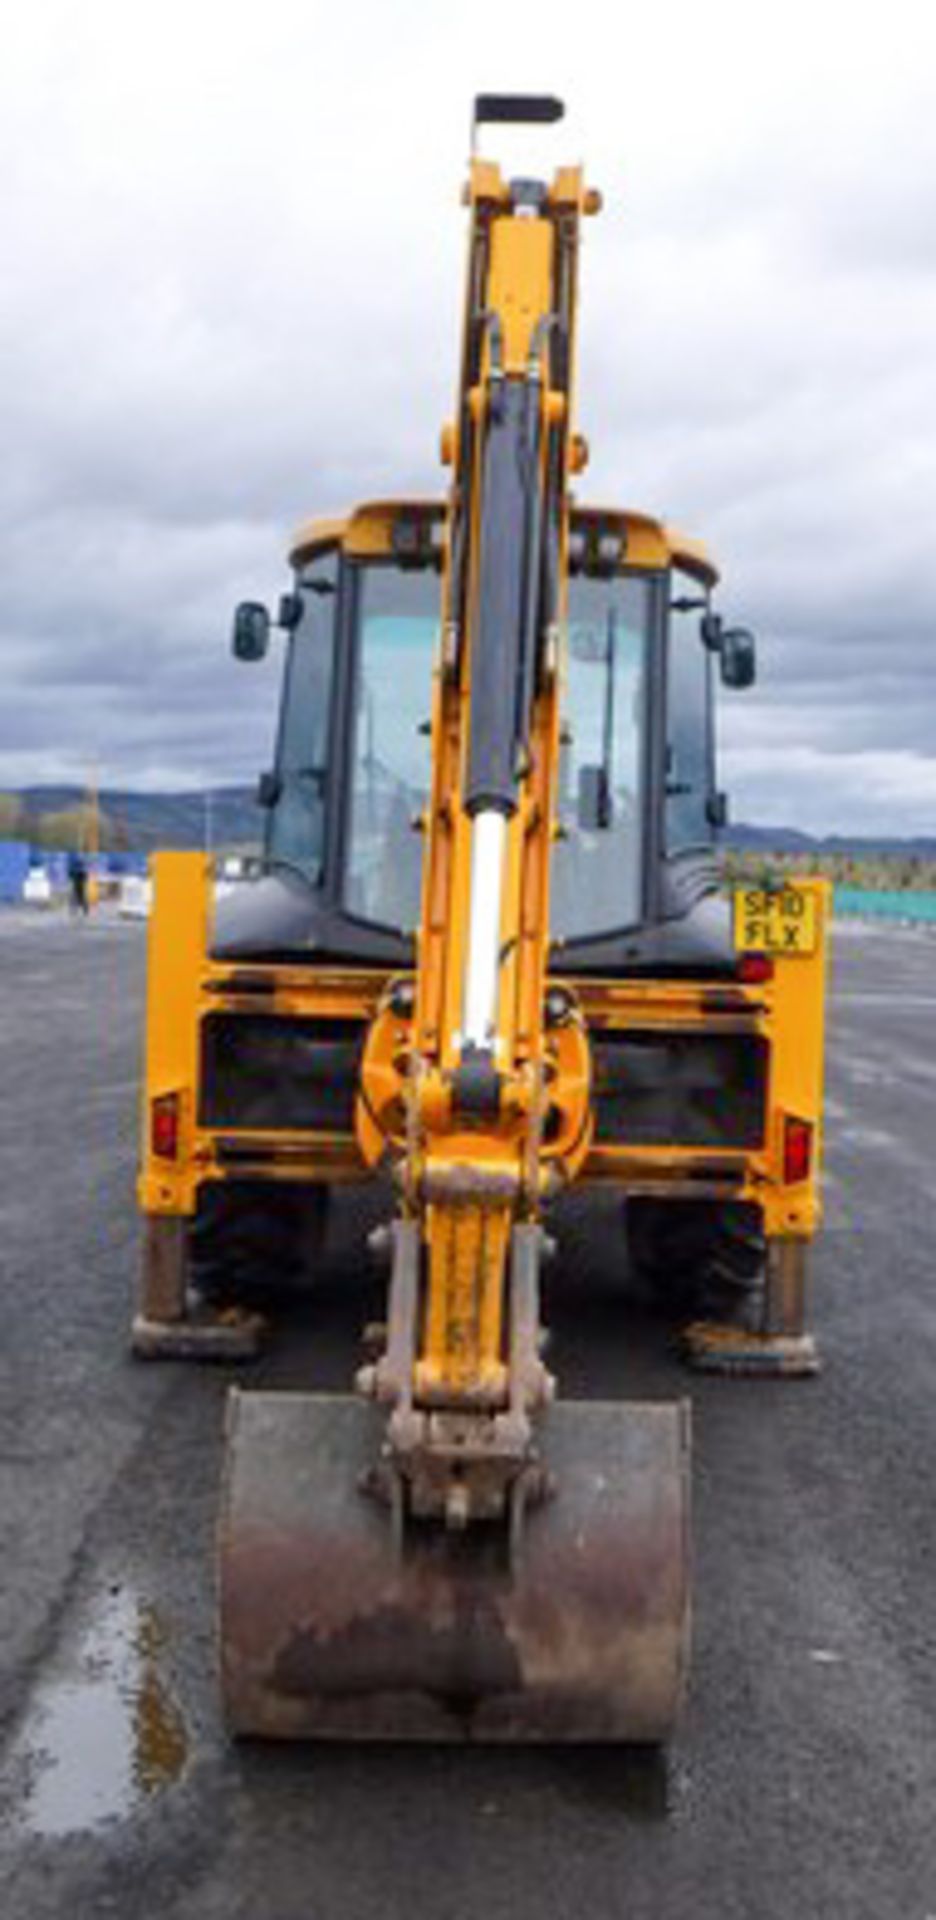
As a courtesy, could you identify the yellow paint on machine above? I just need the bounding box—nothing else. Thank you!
[139,858,831,1251]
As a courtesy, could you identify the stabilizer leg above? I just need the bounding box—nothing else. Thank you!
[682,1235,819,1378]
[131,1214,265,1362]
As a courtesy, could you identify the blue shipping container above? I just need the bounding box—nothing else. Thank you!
[0,840,31,903]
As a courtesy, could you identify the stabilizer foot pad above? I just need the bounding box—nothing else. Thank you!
[131,1307,266,1363]
[681,1321,820,1378]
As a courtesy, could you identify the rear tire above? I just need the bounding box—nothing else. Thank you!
[625,1198,765,1322]
[188,1180,330,1307]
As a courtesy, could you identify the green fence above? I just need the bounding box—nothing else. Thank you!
[834,887,936,923]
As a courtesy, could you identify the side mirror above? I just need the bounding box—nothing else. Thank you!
[577,764,611,831]
[719,627,756,690]
[232,601,270,662]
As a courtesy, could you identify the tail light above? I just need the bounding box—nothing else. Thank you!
[738,952,774,985]
[151,1091,181,1159]
[783,1114,813,1184]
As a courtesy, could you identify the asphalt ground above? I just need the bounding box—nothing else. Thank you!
[1,907,935,1919]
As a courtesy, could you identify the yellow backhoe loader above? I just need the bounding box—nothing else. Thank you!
[133,96,828,1742]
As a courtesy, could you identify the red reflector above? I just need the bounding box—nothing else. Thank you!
[151,1092,180,1159]
[783,1115,813,1184]
[738,952,774,984]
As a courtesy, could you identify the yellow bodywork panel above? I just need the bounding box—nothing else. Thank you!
[485,216,553,371]
[138,852,212,1216]
[137,853,382,1219]
[574,879,829,1237]
[754,878,830,1236]
[139,858,830,1250]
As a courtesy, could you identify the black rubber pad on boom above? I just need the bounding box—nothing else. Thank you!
[474,94,564,127]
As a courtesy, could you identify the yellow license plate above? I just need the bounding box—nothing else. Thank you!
[733,885,817,955]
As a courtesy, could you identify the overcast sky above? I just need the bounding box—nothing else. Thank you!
[4,0,936,834]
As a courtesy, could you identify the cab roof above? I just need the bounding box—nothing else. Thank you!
[290,500,718,588]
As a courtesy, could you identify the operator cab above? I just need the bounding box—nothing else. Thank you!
[218,500,755,971]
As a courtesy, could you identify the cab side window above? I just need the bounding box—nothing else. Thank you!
[666,575,713,852]
[268,549,339,883]
[552,574,649,937]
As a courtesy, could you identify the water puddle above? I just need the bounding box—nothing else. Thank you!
[9,1585,189,1837]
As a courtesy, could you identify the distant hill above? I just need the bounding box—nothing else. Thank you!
[7,785,262,853]
[4,786,936,862]
[724,823,936,858]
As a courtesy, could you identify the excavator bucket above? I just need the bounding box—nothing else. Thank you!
[219,1389,691,1742]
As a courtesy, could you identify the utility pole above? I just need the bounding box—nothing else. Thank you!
[85,760,100,910]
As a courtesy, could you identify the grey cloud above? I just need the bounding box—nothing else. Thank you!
[3,0,936,832]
